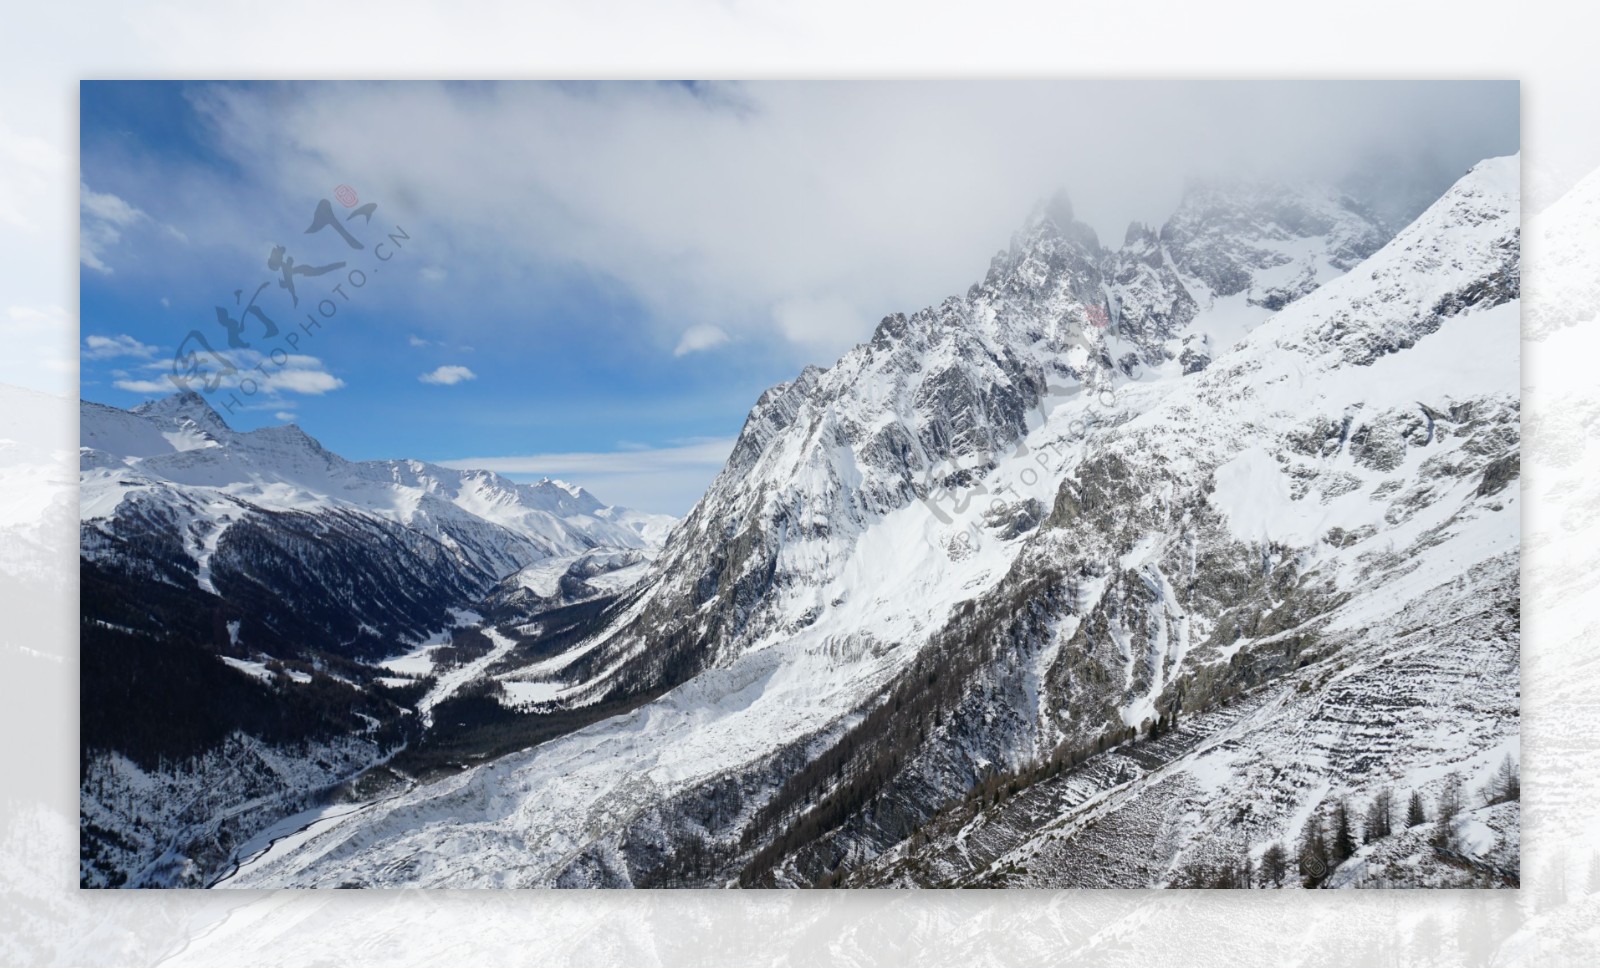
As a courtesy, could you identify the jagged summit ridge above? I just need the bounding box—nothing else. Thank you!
[470,170,1412,711]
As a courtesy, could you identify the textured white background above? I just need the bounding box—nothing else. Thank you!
[3,2,1598,964]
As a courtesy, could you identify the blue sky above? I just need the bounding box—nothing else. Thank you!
[79,82,810,511]
[78,81,1518,513]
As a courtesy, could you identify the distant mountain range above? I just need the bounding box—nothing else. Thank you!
[78,391,671,886]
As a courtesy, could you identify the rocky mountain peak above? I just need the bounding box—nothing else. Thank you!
[1014,191,1103,255]
[1123,220,1158,247]
[1159,177,1390,308]
[130,388,231,437]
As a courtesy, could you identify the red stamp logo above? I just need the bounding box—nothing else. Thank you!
[334,184,359,208]
[1085,303,1110,328]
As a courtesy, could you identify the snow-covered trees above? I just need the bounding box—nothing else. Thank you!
[1364,788,1394,843]
[1260,842,1289,887]
[1407,789,1428,828]
[1433,773,1466,849]
[1482,754,1520,806]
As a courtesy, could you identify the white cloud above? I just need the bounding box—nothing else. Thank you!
[83,333,158,360]
[113,348,343,399]
[80,183,146,274]
[189,81,1517,364]
[79,181,187,274]
[673,323,729,356]
[440,437,735,515]
[419,364,476,385]
[274,411,296,421]
[446,436,732,476]
[214,350,344,397]
[258,352,343,395]
[771,297,861,349]
[269,366,344,395]
[81,184,143,227]
[408,335,432,347]
[113,378,171,394]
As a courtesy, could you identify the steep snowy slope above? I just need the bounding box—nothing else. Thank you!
[815,155,1520,888]
[220,162,1512,890]
[816,154,1519,889]
[463,181,1391,715]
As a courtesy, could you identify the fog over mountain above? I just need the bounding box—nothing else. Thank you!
[88,81,1517,366]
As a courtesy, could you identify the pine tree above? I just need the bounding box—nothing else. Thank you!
[1364,789,1394,843]
[1299,817,1330,887]
[1407,789,1427,828]
[1486,754,1520,805]
[1434,774,1464,848]
[1333,799,1357,863]
[1261,842,1288,888]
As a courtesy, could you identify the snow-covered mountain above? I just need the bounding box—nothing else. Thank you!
[1158,178,1390,312]
[78,394,674,887]
[214,158,1518,890]
[81,391,670,653]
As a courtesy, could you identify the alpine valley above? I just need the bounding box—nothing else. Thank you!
[80,155,1522,890]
